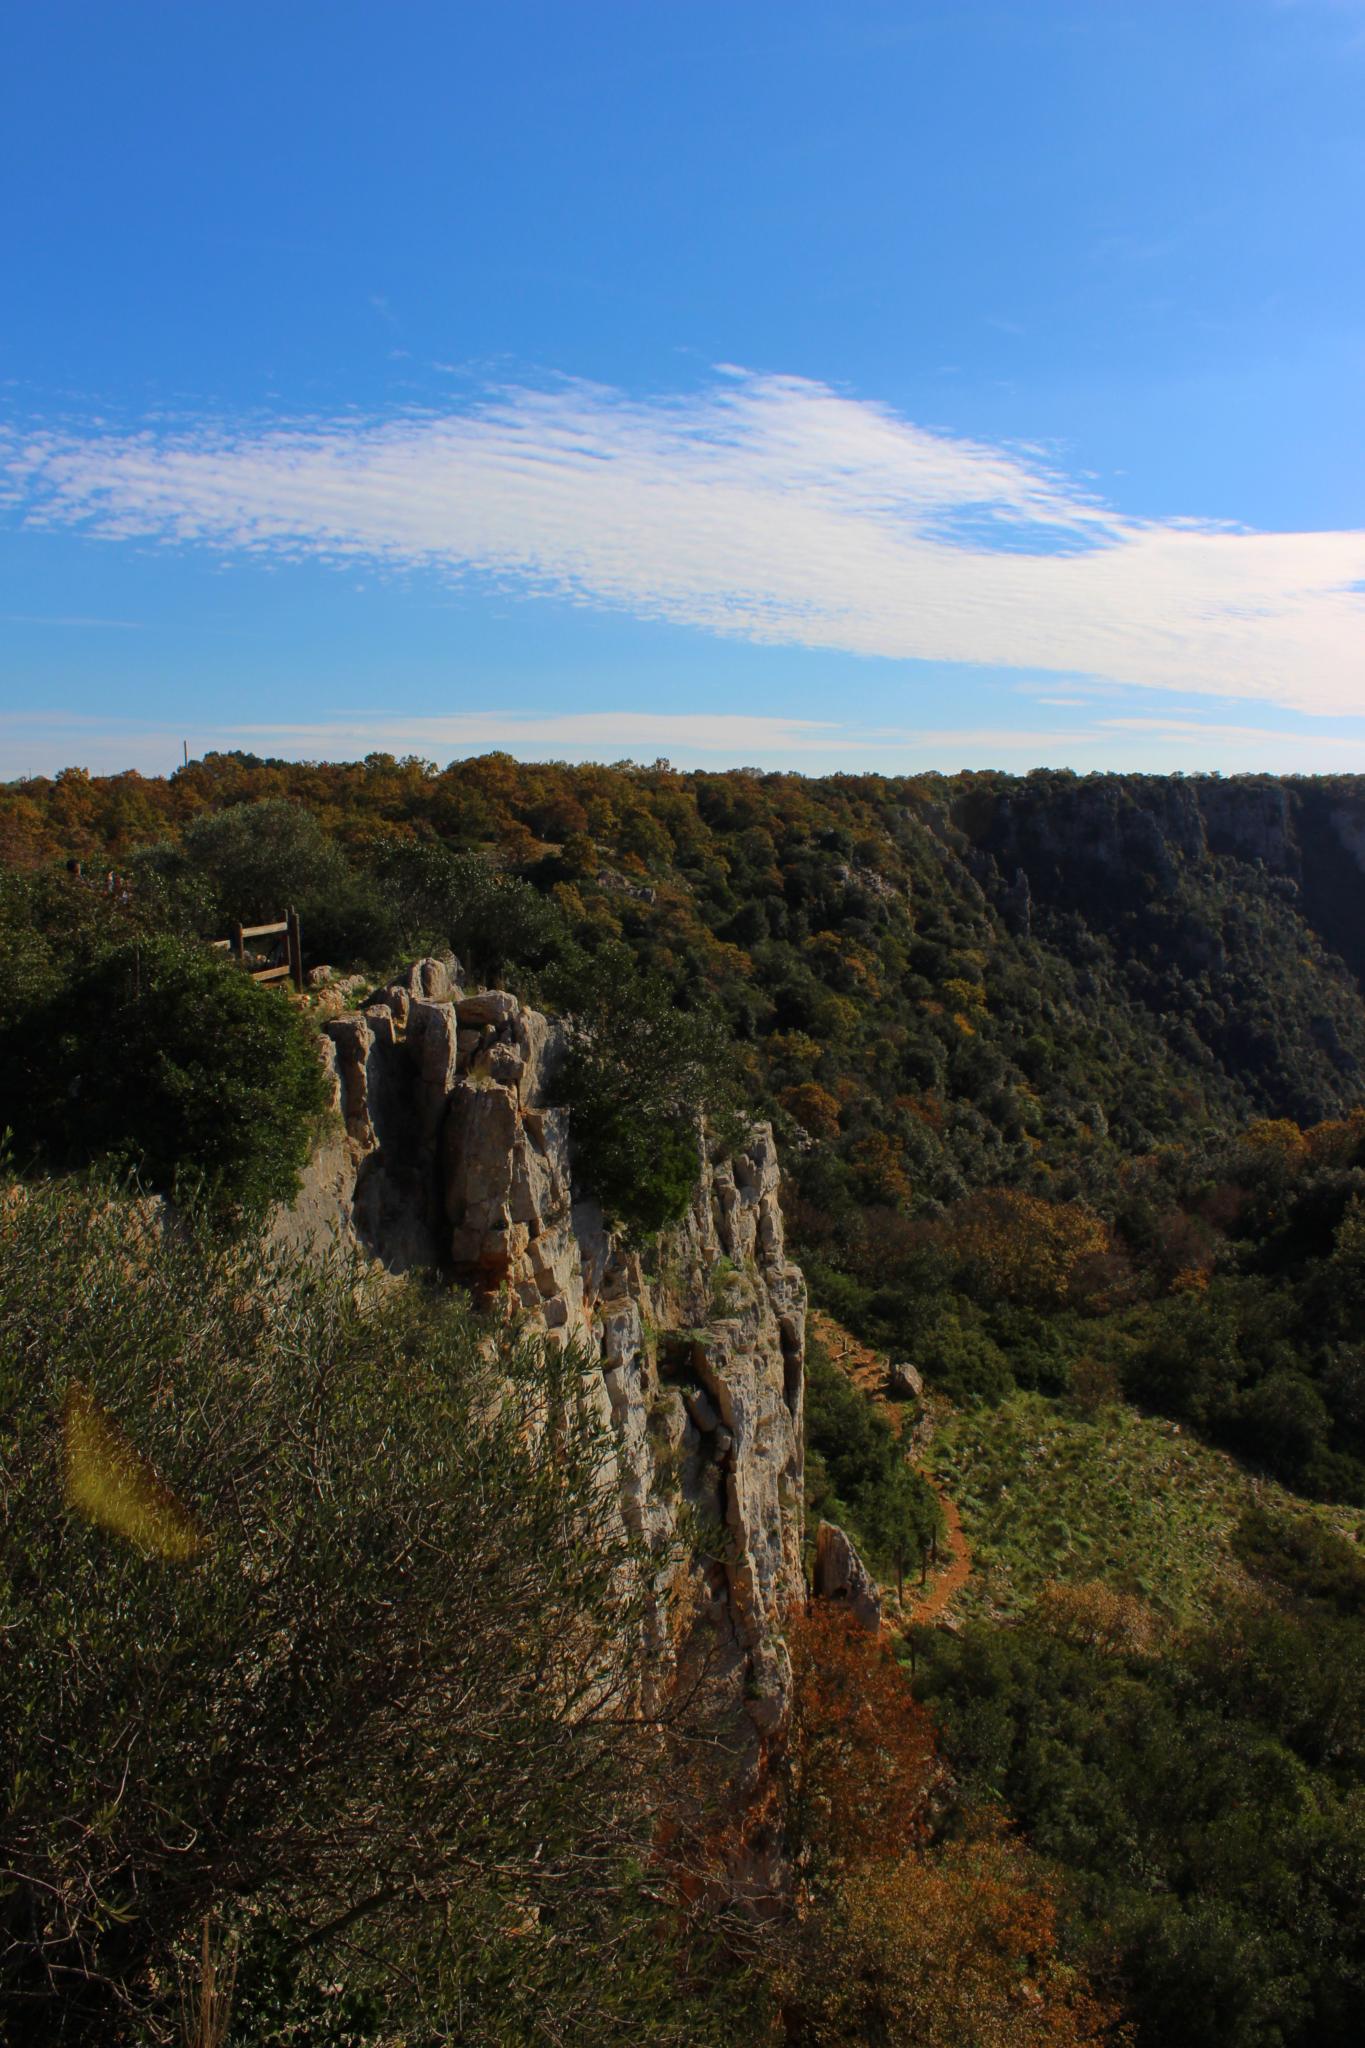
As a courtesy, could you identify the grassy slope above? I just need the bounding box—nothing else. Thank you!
[927,1391,1365,1628]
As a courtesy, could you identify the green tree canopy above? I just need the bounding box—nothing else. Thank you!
[1,934,328,1223]
[0,1178,707,2045]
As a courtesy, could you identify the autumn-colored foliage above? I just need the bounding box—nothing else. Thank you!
[1242,1116,1311,1165]
[1031,1579,1160,1657]
[786,1603,936,1873]
[943,1188,1112,1308]
[848,1130,915,1208]
[787,1820,1130,2047]
[784,1606,1127,2045]
[780,1081,843,1141]
[1304,1107,1365,1166]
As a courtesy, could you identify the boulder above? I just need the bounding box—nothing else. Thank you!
[457,990,520,1029]
[375,983,411,1028]
[406,999,460,1141]
[325,1013,377,1150]
[482,1042,525,1089]
[813,1520,882,1633]
[443,1079,519,1270]
[887,1359,923,1400]
[513,1006,565,1107]
[685,1386,720,1433]
[405,955,460,1003]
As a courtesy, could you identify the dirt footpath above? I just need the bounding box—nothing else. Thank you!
[903,1489,971,1627]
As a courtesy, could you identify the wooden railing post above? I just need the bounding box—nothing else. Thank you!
[222,914,302,989]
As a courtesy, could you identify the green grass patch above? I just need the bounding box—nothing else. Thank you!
[928,1391,1362,1627]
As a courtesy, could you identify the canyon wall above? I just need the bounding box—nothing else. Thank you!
[274,957,807,1862]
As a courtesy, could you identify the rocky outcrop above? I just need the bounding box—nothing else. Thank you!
[813,1520,882,1633]
[274,961,807,1836]
[887,1358,924,1401]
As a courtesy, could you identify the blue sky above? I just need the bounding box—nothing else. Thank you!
[3,0,1364,780]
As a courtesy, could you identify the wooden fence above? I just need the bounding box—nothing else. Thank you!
[211,910,304,992]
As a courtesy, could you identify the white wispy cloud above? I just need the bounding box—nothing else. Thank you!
[4,368,1364,714]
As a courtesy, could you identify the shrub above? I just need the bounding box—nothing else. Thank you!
[173,800,402,967]
[785,1603,936,1873]
[0,862,162,1009]
[2,935,329,1222]
[915,1304,1013,1408]
[786,1824,1127,2048]
[1232,1505,1365,1616]
[0,1179,677,2044]
[180,797,349,921]
[804,1340,942,1588]
[555,944,736,1237]
[368,837,577,981]
[917,1599,1365,2048]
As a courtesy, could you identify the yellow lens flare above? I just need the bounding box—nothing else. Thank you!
[62,1382,204,1561]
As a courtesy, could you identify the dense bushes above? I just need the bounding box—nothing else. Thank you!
[1115,1125,1365,1499]
[0,909,328,1223]
[916,1519,1365,2048]
[8,809,741,1236]
[781,1606,1125,2047]
[553,943,737,1236]
[368,831,576,981]
[805,1109,1365,1496]
[804,1337,942,1593]
[13,759,1365,1222]
[0,1179,725,2046]
[11,753,1365,1282]
[7,768,1364,1469]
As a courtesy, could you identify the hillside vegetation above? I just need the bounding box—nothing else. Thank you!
[929,1390,1361,1627]
[9,761,1365,1184]
[7,754,1365,2045]
[6,754,1365,1484]
[0,1179,746,2045]
[917,1500,1365,2048]
[2,1176,1131,2047]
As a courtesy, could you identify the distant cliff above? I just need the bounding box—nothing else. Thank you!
[948,772,1365,1130]
[964,771,1365,994]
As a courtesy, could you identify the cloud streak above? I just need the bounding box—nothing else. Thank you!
[5,369,1365,713]
[10,700,1365,770]
[6,706,1365,781]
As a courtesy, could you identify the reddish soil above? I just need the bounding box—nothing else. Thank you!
[810,1309,903,1425]
[903,1489,971,1627]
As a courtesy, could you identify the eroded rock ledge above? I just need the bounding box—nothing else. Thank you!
[274,957,807,1805]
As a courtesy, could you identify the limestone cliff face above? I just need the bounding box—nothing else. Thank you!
[275,957,807,1780]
